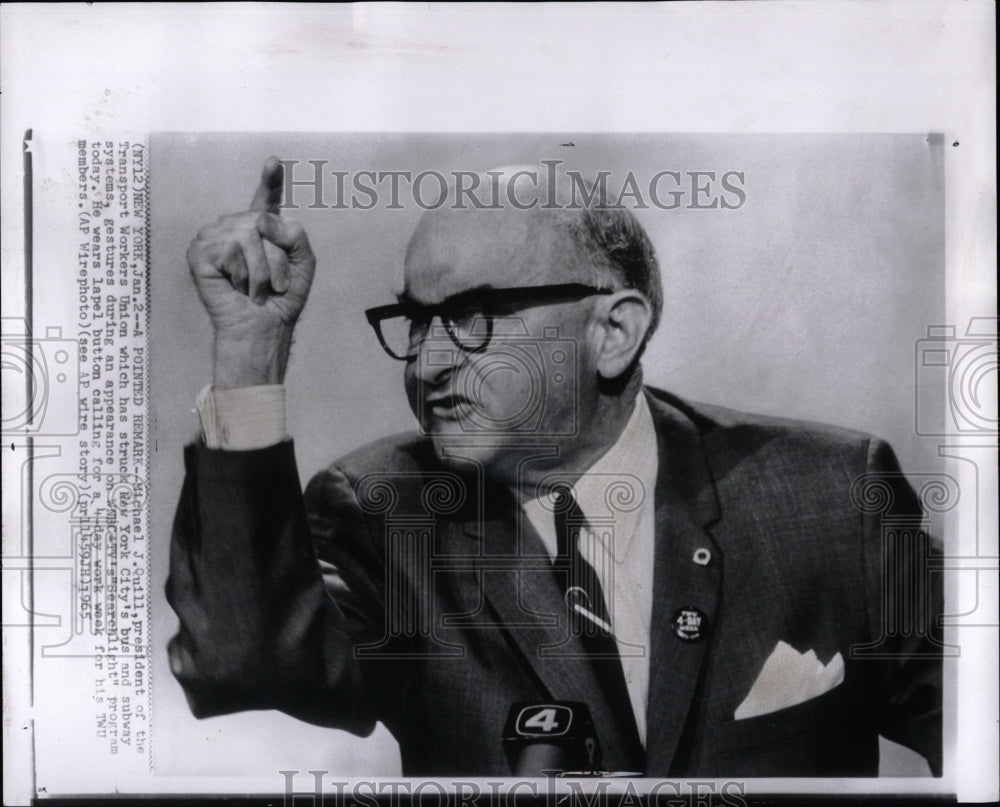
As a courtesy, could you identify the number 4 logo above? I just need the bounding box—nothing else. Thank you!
[524,708,560,733]
[515,704,571,736]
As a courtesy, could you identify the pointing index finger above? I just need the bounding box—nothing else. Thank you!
[249,156,284,214]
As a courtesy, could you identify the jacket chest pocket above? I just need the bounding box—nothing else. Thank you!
[703,682,878,777]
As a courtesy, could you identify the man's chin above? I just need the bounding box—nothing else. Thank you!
[427,430,504,467]
[425,427,567,483]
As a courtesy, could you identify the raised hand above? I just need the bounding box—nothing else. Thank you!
[187,157,317,387]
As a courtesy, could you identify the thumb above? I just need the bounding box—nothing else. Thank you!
[249,157,284,213]
[256,212,312,262]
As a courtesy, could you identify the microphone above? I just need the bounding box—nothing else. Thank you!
[502,701,602,776]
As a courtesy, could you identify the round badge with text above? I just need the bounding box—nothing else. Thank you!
[671,606,707,642]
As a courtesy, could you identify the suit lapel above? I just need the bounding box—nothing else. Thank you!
[643,390,723,775]
[459,484,642,770]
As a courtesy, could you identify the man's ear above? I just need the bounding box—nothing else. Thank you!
[591,290,653,380]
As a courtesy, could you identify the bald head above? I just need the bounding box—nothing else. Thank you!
[404,205,593,302]
[403,165,663,335]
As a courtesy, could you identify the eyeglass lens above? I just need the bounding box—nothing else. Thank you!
[380,307,491,359]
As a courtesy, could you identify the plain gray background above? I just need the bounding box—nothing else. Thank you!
[149,133,944,776]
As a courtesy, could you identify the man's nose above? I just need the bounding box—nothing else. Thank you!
[410,316,461,385]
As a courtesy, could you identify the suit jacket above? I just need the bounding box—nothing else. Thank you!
[167,387,942,777]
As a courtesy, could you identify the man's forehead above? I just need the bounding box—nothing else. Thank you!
[403,207,578,302]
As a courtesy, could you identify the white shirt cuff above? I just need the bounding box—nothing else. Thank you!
[196,384,288,450]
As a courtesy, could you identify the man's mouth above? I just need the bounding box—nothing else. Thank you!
[423,394,474,420]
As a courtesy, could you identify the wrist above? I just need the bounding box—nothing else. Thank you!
[213,325,293,387]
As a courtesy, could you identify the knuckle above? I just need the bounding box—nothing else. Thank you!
[219,238,241,262]
[264,246,288,268]
[242,223,265,246]
[288,220,311,246]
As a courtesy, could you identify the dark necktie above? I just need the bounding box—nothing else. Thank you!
[552,484,644,768]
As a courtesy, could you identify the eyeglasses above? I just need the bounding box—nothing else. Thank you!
[365,283,614,361]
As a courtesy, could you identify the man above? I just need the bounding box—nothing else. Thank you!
[168,158,942,777]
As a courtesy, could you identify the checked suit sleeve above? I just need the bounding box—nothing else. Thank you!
[166,440,391,736]
[861,438,944,776]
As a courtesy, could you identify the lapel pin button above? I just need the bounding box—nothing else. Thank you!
[672,606,707,642]
[692,548,711,566]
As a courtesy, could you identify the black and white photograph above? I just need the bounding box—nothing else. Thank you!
[151,133,947,782]
[1,4,995,805]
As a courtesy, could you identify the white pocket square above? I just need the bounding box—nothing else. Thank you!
[734,640,844,720]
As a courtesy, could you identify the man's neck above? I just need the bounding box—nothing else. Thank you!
[509,373,645,496]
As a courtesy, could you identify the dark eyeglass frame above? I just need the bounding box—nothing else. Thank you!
[365,282,615,361]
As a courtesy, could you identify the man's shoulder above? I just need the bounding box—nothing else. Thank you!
[322,430,441,481]
[643,387,907,544]
[647,385,872,445]
[304,431,456,516]
[643,385,878,477]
